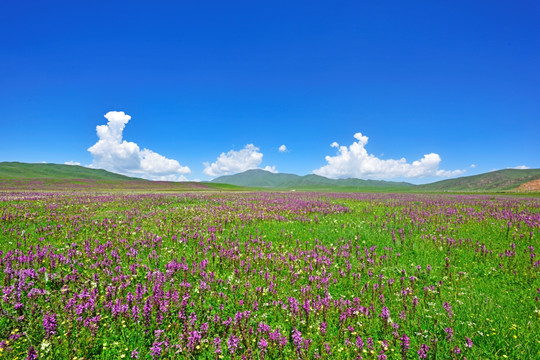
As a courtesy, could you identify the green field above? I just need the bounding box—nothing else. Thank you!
[0,190,538,359]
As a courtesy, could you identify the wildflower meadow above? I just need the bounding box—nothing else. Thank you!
[0,191,538,359]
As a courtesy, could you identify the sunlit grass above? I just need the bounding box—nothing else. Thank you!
[0,191,538,359]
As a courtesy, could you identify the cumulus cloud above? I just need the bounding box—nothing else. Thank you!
[278,144,288,153]
[88,111,190,181]
[64,161,81,166]
[313,132,465,179]
[470,164,477,168]
[203,144,277,177]
[263,165,278,173]
[511,165,530,170]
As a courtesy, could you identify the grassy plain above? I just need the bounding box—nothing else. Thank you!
[0,190,538,359]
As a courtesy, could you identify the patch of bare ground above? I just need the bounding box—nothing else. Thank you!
[516,178,540,192]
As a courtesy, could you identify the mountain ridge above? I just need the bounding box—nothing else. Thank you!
[211,168,540,192]
[415,168,540,191]
[211,169,416,190]
[0,162,143,181]
[1,162,539,192]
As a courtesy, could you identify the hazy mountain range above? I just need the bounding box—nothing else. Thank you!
[1,162,539,192]
[210,168,540,192]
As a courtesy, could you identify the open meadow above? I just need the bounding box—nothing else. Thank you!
[0,191,539,359]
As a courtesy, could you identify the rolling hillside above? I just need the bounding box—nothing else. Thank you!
[211,169,415,190]
[1,162,538,192]
[416,168,540,191]
[0,162,142,181]
[0,162,248,192]
[211,168,540,192]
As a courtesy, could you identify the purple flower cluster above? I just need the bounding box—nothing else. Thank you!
[42,313,57,338]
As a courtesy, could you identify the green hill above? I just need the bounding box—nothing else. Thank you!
[211,169,415,190]
[211,168,540,192]
[0,162,250,192]
[2,162,538,192]
[416,168,540,191]
[210,170,301,188]
[0,162,142,181]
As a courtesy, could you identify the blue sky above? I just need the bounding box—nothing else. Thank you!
[1,1,538,183]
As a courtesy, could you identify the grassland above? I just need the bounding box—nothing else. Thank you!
[0,162,143,181]
[0,190,538,359]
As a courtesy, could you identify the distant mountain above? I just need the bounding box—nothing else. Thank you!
[1,162,538,192]
[0,162,246,192]
[210,170,301,188]
[0,162,143,181]
[211,169,415,190]
[211,168,540,192]
[416,169,540,191]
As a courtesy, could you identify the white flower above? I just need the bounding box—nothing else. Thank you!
[41,340,51,353]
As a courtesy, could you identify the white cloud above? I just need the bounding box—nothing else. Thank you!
[263,165,278,173]
[313,132,465,179]
[203,144,277,177]
[278,144,287,153]
[64,161,81,166]
[88,111,190,181]
[470,164,476,168]
[511,165,530,170]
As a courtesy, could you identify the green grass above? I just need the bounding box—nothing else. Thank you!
[417,169,540,192]
[0,191,538,359]
[0,162,142,181]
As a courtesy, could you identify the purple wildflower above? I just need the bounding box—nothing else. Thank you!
[443,302,454,318]
[356,336,364,350]
[399,310,406,320]
[400,333,410,358]
[320,321,327,335]
[367,337,374,350]
[43,312,57,338]
[187,330,202,352]
[259,337,268,352]
[379,306,390,323]
[214,336,222,354]
[26,346,38,360]
[150,341,163,359]
[292,328,303,352]
[417,343,430,359]
[324,342,332,355]
[227,334,240,354]
[288,297,300,315]
[303,298,311,316]
[445,327,454,341]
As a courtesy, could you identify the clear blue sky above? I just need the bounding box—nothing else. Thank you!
[1,1,538,182]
